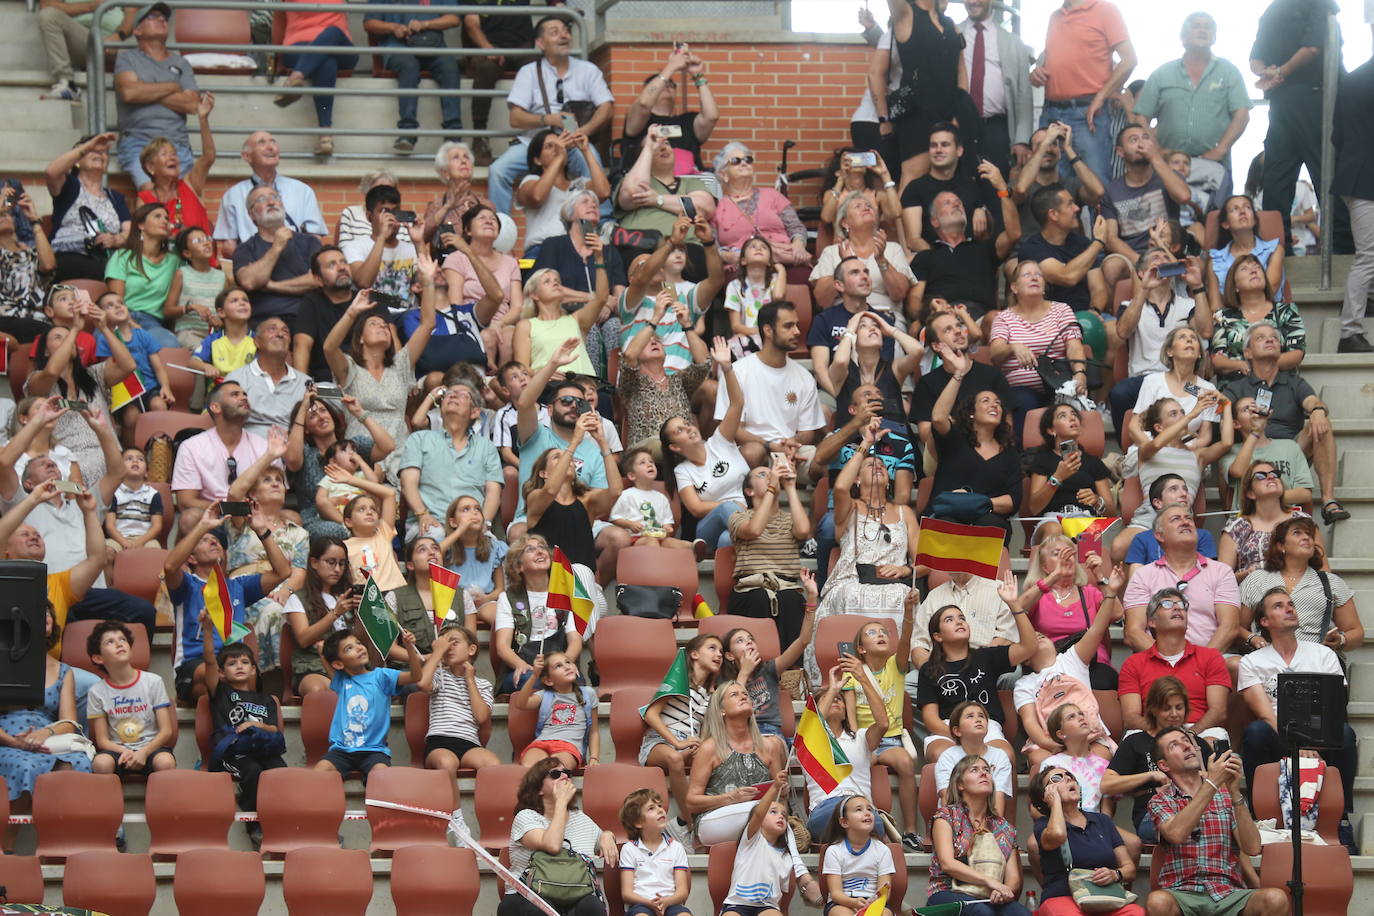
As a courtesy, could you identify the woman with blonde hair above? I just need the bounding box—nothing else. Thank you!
[927,754,1030,915]
[515,255,607,376]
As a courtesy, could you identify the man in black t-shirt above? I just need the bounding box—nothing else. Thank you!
[291,246,356,382]
[900,122,1000,250]
[1017,183,1108,314]
[621,46,719,173]
[1012,121,1105,233]
[463,0,548,165]
[908,310,1014,463]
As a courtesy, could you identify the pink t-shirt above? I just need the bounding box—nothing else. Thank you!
[441,250,520,323]
[1030,584,1112,665]
[282,0,350,45]
[170,428,272,502]
[1043,0,1130,101]
[1123,554,1241,648]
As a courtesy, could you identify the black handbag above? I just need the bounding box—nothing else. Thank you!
[1036,321,1103,393]
[405,28,444,48]
[928,490,993,524]
[615,583,680,619]
[610,225,662,253]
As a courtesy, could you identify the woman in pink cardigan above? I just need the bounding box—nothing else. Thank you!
[711,142,811,281]
[273,0,358,157]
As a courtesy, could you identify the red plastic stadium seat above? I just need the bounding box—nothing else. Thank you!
[474,764,529,852]
[133,409,212,449]
[366,766,457,853]
[60,617,152,674]
[698,613,782,660]
[33,771,123,860]
[609,685,658,763]
[159,346,200,407]
[390,845,481,914]
[712,544,737,609]
[593,614,678,698]
[1257,842,1353,916]
[282,846,373,915]
[172,848,268,914]
[1252,762,1344,845]
[918,762,939,841]
[812,615,897,679]
[111,547,170,606]
[582,763,669,843]
[0,853,44,904]
[257,767,345,856]
[63,851,155,915]
[175,8,252,73]
[508,698,539,760]
[145,769,236,857]
[785,283,815,351]
[300,688,337,767]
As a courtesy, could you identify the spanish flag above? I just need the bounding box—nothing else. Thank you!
[547,547,595,636]
[692,593,713,619]
[855,884,890,916]
[202,563,235,643]
[1058,516,1119,541]
[109,371,147,412]
[794,693,852,794]
[429,563,461,631]
[915,517,1003,579]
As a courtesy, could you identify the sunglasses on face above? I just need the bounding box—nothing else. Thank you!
[556,395,583,406]
[546,768,572,781]
[1251,470,1280,481]
[1048,772,1077,785]
[727,155,755,166]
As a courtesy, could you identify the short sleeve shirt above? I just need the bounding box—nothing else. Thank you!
[989,303,1082,390]
[1148,781,1244,900]
[1211,302,1306,367]
[88,670,172,751]
[214,175,327,243]
[842,656,904,738]
[1043,0,1130,101]
[809,242,916,318]
[1237,642,1345,708]
[171,428,272,502]
[516,423,606,519]
[114,48,197,143]
[398,429,504,524]
[1016,232,1099,311]
[169,570,265,670]
[341,236,417,308]
[1133,57,1254,158]
[1117,642,1230,720]
[231,231,323,319]
[927,804,1016,895]
[673,430,748,507]
[1100,173,1181,254]
[507,58,614,143]
[808,304,896,360]
[916,645,1015,722]
[711,353,825,443]
[1123,555,1240,647]
[619,836,689,901]
[821,838,895,902]
[328,666,401,754]
[1220,371,1315,440]
[508,809,604,887]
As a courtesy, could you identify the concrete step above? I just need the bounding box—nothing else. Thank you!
[0,6,58,73]
[1297,354,1374,396]
[1318,382,1374,421]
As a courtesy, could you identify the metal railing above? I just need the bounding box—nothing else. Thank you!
[86,0,588,155]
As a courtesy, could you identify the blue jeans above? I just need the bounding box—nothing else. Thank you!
[807,793,845,838]
[1007,385,1049,450]
[69,586,157,646]
[1041,100,1114,188]
[129,308,179,349]
[281,26,358,128]
[385,52,461,136]
[488,140,598,215]
[926,890,1033,916]
[1109,374,1146,438]
[693,500,744,550]
[814,508,836,593]
[117,133,192,189]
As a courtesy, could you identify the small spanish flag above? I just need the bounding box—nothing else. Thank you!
[855,883,890,916]
[429,563,461,631]
[794,693,852,794]
[692,593,713,619]
[915,517,1004,579]
[109,371,147,412]
[547,547,595,636]
[1058,516,1119,541]
[202,563,235,643]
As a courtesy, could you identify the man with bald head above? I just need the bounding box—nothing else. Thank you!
[231,185,323,329]
[225,317,307,436]
[213,130,326,256]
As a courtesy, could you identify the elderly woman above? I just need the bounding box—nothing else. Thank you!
[1207,194,1284,295]
[0,187,55,343]
[43,132,131,282]
[0,605,92,852]
[442,205,522,369]
[285,390,395,538]
[809,194,914,322]
[620,291,712,451]
[516,129,611,259]
[1211,255,1305,379]
[712,141,810,275]
[990,260,1088,438]
[135,98,217,241]
[819,149,902,241]
[1239,515,1362,650]
[423,142,494,250]
[614,125,716,281]
[272,0,358,157]
[501,758,619,916]
[336,169,404,245]
[104,202,180,348]
[927,755,1031,915]
[1032,765,1143,916]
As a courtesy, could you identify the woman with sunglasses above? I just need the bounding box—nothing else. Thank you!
[1210,254,1305,380]
[1219,455,1317,583]
[1031,765,1143,916]
[502,757,619,916]
[1238,516,1362,652]
[927,754,1031,915]
[285,388,396,538]
[712,141,811,276]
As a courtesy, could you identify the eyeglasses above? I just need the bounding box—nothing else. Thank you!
[1048,772,1078,785]
[317,557,346,568]
[1156,598,1188,610]
[556,395,584,406]
[226,457,238,485]
[307,403,331,416]
[1251,470,1280,481]
[546,768,572,781]
[727,155,755,166]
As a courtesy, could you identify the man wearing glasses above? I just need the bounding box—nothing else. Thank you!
[232,185,323,332]
[398,382,503,542]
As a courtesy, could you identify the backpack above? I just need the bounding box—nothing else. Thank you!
[1032,658,1109,748]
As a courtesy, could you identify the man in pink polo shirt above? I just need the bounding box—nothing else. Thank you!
[1031,0,1136,185]
[1122,505,1241,658]
[1118,587,1231,742]
[170,380,276,535]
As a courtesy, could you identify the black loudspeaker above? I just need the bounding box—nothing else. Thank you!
[1276,671,1347,750]
[0,560,49,708]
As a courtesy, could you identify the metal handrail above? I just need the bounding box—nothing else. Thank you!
[86,0,587,142]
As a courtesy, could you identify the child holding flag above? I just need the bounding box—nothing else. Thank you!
[163,504,292,704]
[803,657,890,839]
[417,626,500,781]
[821,794,895,916]
[315,626,423,780]
[95,290,174,443]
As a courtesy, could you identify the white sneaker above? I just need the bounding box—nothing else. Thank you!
[46,80,79,101]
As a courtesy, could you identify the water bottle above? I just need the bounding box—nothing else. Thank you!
[1025,890,1038,913]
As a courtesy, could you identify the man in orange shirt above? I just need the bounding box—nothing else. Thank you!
[1031,0,1137,185]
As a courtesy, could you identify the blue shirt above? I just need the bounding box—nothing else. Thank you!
[97,324,163,395]
[169,571,264,669]
[1126,527,1218,565]
[328,666,402,754]
[516,423,607,519]
[451,533,509,594]
[364,0,461,47]
[1033,810,1125,900]
[213,175,327,244]
[807,303,896,361]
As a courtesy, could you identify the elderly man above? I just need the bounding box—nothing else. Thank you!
[1013,121,1105,233]
[487,15,614,214]
[1119,587,1232,741]
[224,318,306,437]
[1123,505,1241,658]
[113,3,200,190]
[910,166,1021,324]
[398,382,503,542]
[1031,0,1137,184]
[231,185,324,330]
[171,381,274,534]
[1221,321,1348,524]
[1133,12,1252,187]
[900,123,1000,251]
[1147,727,1287,916]
[362,0,463,154]
[213,131,327,256]
[292,246,356,381]
[958,0,1035,177]
[38,0,134,101]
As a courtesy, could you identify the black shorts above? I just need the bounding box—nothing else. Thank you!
[424,734,482,761]
[95,745,176,775]
[174,659,202,704]
[720,906,779,916]
[320,748,390,779]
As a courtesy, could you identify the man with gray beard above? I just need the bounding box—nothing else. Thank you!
[231,184,323,331]
[293,246,358,381]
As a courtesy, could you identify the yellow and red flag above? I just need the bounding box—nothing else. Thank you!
[855,884,890,916]
[109,371,147,412]
[915,517,1004,579]
[429,563,461,631]
[794,694,852,794]
[547,547,595,636]
[692,593,713,619]
[202,563,235,643]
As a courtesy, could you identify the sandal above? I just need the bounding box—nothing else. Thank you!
[273,73,305,107]
[313,135,334,157]
[1321,499,1350,524]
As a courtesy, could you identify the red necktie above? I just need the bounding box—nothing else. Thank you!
[971,23,986,118]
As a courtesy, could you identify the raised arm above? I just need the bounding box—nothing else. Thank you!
[928,343,971,436]
[322,289,373,386]
[403,233,439,366]
[516,336,581,444]
[712,338,744,444]
[186,93,217,196]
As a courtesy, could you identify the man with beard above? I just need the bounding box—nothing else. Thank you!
[908,311,1014,461]
[1013,120,1105,233]
[293,246,356,381]
[900,123,1001,251]
[1100,124,1192,258]
[232,185,323,331]
[171,380,277,534]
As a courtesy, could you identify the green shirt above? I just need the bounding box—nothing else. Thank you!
[1224,437,1313,509]
[77,5,129,36]
[1134,56,1253,161]
[613,175,711,244]
[104,249,181,319]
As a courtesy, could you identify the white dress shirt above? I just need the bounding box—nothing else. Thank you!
[960,19,1007,118]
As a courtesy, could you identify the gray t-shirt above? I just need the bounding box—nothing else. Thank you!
[114,48,198,142]
[538,688,588,748]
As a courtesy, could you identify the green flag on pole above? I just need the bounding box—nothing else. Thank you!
[358,576,401,657]
[639,648,690,719]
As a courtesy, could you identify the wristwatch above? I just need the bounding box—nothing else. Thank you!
[655,194,665,208]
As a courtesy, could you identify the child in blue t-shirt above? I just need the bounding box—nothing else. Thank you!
[95,290,174,440]
[316,629,423,780]
[163,506,292,705]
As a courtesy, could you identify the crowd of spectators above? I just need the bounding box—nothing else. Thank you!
[1,0,1370,912]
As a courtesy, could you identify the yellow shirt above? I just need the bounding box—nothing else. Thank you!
[843,655,903,738]
[346,521,406,591]
[47,570,75,658]
[204,333,257,376]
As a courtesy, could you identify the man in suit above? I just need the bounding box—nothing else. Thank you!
[958,0,1035,178]
[1334,48,1374,353]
